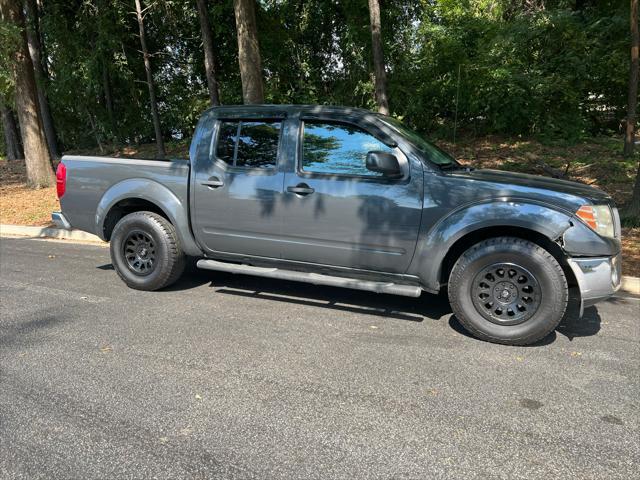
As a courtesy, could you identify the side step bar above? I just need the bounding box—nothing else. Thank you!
[196,259,423,298]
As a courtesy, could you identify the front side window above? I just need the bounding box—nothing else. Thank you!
[301,121,393,177]
[215,120,281,169]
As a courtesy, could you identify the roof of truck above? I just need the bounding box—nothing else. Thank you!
[204,104,385,119]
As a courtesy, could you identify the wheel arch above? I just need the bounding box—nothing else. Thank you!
[102,197,170,241]
[96,178,202,256]
[439,226,578,289]
[410,200,579,292]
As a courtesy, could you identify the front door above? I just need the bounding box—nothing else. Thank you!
[192,118,287,258]
[280,119,424,273]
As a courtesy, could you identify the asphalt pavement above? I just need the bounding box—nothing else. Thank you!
[1,236,638,479]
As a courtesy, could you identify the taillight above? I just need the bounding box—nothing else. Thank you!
[56,163,66,198]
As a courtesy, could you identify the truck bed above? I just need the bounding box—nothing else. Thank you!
[59,155,190,238]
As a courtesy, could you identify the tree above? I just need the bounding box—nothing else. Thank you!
[0,96,23,160]
[24,0,59,158]
[368,0,389,115]
[195,0,220,106]
[625,0,640,219]
[0,0,54,187]
[624,0,638,158]
[102,60,115,135]
[134,0,165,159]
[233,0,264,104]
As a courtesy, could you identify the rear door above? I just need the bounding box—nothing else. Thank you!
[192,116,288,258]
[279,117,424,273]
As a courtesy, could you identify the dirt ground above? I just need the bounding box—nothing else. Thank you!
[0,159,59,226]
[1,136,639,276]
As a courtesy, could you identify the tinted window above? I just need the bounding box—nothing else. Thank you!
[236,122,280,168]
[301,122,393,176]
[216,121,238,165]
[215,120,280,169]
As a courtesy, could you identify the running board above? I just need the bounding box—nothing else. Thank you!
[196,259,422,298]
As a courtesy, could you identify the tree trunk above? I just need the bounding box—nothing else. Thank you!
[0,98,24,160]
[624,0,639,158]
[135,0,165,159]
[625,0,640,218]
[25,0,59,158]
[0,0,54,188]
[102,61,116,136]
[233,0,264,104]
[196,0,221,106]
[368,0,390,115]
[629,162,640,217]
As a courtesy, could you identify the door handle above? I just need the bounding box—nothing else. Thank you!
[287,183,315,195]
[201,176,224,189]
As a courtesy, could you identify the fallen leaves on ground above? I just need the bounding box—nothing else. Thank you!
[0,159,58,226]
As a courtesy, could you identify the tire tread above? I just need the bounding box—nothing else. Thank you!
[111,211,185,291]
[448,237,568,346]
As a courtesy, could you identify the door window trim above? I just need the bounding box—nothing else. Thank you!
[296,119,410,183]
[209,118,284,174]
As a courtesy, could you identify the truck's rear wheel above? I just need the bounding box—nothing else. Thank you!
[110,211,185,291]
[448,237,567,345]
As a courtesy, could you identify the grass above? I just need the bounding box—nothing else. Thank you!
[1,135,639,276]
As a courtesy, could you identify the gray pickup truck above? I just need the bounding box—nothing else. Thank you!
[53,105,621,345]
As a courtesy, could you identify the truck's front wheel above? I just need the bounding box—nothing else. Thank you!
[110,211,185,291]
[448,237,568,345]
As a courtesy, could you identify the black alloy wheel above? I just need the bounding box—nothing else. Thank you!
[471,262,541,326]
[123,230,157,276]
[110,211,185,291]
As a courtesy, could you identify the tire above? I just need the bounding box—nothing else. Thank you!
[448,237,567,346]
[110,211,185,291]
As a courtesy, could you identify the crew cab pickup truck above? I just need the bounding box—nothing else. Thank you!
[53,105,622,345]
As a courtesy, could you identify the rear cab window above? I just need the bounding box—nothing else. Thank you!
[215,120,281,169]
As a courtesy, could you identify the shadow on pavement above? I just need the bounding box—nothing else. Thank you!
[448,286,602,346]
[208,272,452,322]
[556,306,602,340]
[142,259,451,322]
[102,262,603,343]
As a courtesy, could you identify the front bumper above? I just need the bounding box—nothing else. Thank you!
[51,211,72,230]
[567,253,621,314]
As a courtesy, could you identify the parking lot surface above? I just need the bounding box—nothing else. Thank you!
[1,237,638,479]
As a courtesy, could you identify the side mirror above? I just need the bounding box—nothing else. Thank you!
[366,151,402,177]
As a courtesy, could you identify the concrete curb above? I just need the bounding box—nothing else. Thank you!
[621,276,640,295]
[1,223,639,295]
[0,224,104,244]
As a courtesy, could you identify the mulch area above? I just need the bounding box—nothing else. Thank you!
[621,228,640,278]
[437,135,637,207]
[0,159,58,226]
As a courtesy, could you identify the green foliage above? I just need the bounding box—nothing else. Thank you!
[0,0,633,153]
[0,17,20,98]
[393,0,630,138]
[0,17,21,158]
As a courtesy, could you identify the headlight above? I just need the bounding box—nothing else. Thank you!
[576,205,615,238]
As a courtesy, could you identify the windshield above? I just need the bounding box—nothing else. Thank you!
[381,117,457,167]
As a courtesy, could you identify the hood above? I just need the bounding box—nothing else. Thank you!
[449,168,612,204]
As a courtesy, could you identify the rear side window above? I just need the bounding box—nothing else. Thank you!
[215,120,281,169]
